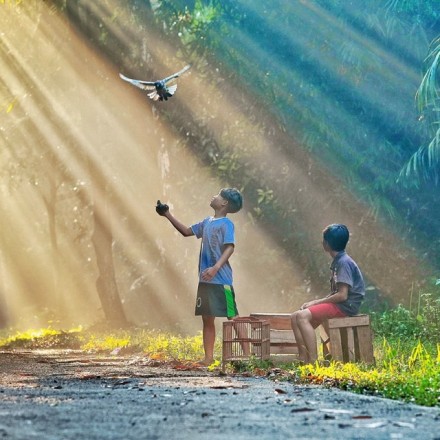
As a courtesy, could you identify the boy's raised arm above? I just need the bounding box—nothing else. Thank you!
[156,201,194,237]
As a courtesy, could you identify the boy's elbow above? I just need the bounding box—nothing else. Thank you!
[183,228,193,237]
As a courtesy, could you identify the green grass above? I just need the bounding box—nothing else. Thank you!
[0,326,208,361]
[294,340,440,407]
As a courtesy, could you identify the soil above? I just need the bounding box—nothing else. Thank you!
[0,350,439,440]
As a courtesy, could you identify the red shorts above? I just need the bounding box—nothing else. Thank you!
[308,303,346,328]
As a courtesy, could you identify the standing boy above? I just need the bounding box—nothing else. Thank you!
[156,188,243,365]
[291,224,365,363]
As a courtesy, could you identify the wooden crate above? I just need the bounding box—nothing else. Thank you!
[320,314,374,364]
[222,317,271,365]
[250,313,298,359]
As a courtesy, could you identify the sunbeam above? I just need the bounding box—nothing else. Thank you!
[0,0,436,332]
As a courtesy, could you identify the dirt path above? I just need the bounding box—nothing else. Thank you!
[0,350,439,439]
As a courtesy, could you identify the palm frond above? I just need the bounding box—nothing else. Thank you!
[399,125,440,182]
[399,36,440,184]
[415,36,440,114]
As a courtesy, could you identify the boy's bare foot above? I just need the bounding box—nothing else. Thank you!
[196,358,214,367]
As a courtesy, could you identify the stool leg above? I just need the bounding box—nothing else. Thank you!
[357,326,374,364]
[329,328,344,361]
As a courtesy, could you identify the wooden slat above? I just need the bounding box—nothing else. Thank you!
[329,328,343,361]
[250,313,298,356]
[328,315,370,328]
[250,313,292,330]
[270,329,296,344]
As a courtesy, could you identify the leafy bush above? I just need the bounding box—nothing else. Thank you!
[371,304,421,339]
[371,288,440,343]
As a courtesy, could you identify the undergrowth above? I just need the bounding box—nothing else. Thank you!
[0,326,208,361]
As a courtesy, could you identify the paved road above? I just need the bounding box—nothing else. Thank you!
[0,351,439,439]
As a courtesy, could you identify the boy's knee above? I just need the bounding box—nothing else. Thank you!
[291,310,304,328]
[295,309,311,324]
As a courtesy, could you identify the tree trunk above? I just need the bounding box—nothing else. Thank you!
[91,198,127,327]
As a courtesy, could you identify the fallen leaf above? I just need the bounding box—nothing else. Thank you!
[274,388,287,394]
[291,407,315,413]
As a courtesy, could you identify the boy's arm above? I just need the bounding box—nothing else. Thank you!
[160,210,194,237]
[200,244,234,282]
[301,283,349,310]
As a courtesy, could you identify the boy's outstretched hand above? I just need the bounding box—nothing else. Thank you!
[156,200,169,216]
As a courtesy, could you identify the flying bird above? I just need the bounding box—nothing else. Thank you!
[119,64,191,101]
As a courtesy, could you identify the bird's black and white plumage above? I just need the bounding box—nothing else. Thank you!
[119,65,191,101]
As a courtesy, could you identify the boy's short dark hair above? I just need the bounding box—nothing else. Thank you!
[323,224,349,252]
[220,188,243,213]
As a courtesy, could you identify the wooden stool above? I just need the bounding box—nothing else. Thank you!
[250,313,298,361]
[320,315,374,364]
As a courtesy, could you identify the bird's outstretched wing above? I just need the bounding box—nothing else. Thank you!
[119,73,156,91]
[162,64,191,84]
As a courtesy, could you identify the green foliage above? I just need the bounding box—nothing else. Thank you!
[78,328,208,360]
[401,36,440,183]
[372,304,421,339]
[224,357,273,374]
[0,326,207,361]
[153,0,224,58]
[0,327,83,350]
[297,341,440,406]
[371,288,440,343]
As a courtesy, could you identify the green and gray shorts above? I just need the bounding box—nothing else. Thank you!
[195,282,239,318]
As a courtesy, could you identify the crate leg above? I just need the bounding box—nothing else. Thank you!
[356,326,374,364]
[329,328,343,361]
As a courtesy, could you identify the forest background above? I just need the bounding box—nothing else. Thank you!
[1,0,439,332]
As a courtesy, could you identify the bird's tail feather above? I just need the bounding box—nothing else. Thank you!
[148,91,160,101]
[167,84,177,95]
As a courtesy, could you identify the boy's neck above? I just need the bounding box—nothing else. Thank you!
[329,249,344,258]
[213,212,227,218]
[213,208,228,218]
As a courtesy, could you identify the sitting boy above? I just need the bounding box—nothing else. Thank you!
[291,224,365,363]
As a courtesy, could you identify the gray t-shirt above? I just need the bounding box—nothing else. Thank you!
[190,216,235,285]
[330,251,365,316]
